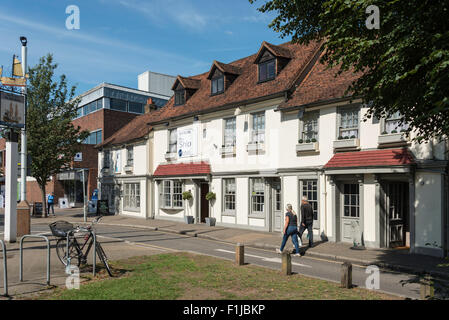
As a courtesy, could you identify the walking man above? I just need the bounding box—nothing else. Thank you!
[47,192,55,216]
[299,196,314,248]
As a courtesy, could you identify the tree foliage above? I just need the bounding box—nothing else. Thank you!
[250,0,449,141]
[27,54,89,215]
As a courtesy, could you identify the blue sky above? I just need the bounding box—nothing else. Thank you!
[0,0,290,95]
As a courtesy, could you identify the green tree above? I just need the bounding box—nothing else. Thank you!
[250,0,449,142]
[27,54,89,217]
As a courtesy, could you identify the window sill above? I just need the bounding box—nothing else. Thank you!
[378,133,409,147]
[247,142,265,152]
[165,152,177,161]
[296,142,319,153]
[333,138,360,150]
[248,213,265,219]
[123,207,141,212]
[220,145,236,156]
[124,165,133,173]
[210,91,224,97]
[222,211,236,217]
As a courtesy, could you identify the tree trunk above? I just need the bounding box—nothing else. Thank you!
[40,183,47,218]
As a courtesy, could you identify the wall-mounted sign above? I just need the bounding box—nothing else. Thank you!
[0,92,25,128]
[74,152,83,161]
[177,127,197,158]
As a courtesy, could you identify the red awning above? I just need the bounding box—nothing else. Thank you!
[324,148,414,169]
[153,161,211,177]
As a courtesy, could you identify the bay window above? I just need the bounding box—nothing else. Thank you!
[124,183,140,210]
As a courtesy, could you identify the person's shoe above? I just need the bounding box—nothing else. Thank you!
[293,253,301,257]
[275,248,282,254]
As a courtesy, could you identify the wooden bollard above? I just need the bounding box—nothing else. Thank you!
[340,261,352,288]
[236,243,244,266]
[282,252,292,275]
[420,275,435,300]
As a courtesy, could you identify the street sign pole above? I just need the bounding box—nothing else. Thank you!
[20,37,27,203]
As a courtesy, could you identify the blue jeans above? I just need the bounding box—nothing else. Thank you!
[280,226,300,253]
[48,203,54,215]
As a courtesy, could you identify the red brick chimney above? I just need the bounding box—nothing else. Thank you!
[144,98,157,113]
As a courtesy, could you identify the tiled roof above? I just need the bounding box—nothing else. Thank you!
[148,41,322,125]
[324,148,415,169]
[254,41,293,63]
[153,161,211,177]
[279,53,360,109]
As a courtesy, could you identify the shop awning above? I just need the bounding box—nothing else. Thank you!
[153,161,211,177]
[324,148,415,170]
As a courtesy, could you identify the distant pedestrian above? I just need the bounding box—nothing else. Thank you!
[299,196,314,248]
[276,204,300,256]
[47,192,55,216]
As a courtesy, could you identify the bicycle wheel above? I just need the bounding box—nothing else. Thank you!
[56,238,81,267]
[96,243,113,277]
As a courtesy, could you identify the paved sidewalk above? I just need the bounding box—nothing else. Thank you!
[34,210,449,281]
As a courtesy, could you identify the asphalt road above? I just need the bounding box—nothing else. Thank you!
[31,222,422,299]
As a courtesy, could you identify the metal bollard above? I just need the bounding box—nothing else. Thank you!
[235,243,244,266]
[420,274,435,300]
[282,252,292,275]
[0,240,8,296]
[19,235,51,286]
[93,229,97,276]
[340,261,352,289]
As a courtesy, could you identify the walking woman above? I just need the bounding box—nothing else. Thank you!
[276,204,300,256]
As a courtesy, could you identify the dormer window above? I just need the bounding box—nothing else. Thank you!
[174,89,185,105]
[254,42,292,83]
[174,82,185,106]
[258,50,276,82]
[211,70,224,95]
[258,59,275,82]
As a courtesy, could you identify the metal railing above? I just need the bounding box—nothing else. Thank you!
[19,235,50,285]
[0,240,8,296]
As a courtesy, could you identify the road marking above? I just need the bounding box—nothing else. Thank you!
[96,234,178,253]
[215,249,312,268]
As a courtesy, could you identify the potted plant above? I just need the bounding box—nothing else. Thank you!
[311,138,317,143]
[391,130,398,134]
[338,136,344,140]
[205,192,216,226]
[305,139,311,143]
[344,136,350,139]
[382,131,388,135]
[298,139,304,144]
[350,135,356,139]
[182,190,194,224]
[400,129,407,133]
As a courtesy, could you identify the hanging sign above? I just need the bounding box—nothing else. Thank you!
[0,92,25,128]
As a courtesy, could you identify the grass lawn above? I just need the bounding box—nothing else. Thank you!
[38,252,401,300]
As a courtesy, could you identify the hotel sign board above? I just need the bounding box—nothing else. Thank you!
[0,92,25,128]
[177,127,197,158]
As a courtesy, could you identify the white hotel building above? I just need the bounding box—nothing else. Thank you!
[97,41,448,258]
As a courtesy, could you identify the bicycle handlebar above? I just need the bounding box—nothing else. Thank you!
[73,216,103,234]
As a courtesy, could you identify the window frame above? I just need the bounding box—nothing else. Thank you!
[249,178,265,218]
[299,111,319,142]
[258,59,276,83]
[343,183,360,218]
[300,179,319,224]
[160,180,183,210]
[174,90,185,106]
[223,117,236,147]
[222,178,236,216]
[382,111,409,134]
[126,146,134,167]
[251,112,265,144]
[103,150,111,169]
[337,106,360,139]
[168,128,177,154]
[211,71,225,95]
[123,182,141,211]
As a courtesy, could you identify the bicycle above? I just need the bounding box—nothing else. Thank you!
[49,217,113,277]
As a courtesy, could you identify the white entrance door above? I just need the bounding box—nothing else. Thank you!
[341,183,361,243]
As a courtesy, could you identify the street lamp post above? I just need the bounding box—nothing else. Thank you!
[20,36,27,203]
